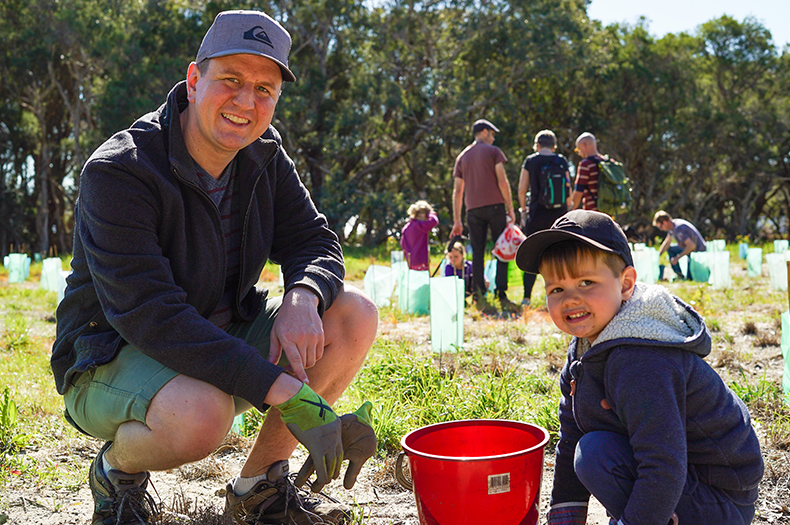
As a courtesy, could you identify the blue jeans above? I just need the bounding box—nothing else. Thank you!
[668,245,690,280]
[574,431,755,525]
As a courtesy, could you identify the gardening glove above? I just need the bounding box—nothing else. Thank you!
[295,401,377,492]
[276,383,342,491]
[546,504,588,524]
[340,401,376,489]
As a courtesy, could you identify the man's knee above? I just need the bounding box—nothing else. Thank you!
[146,376,235,461]
[325,284,378,349]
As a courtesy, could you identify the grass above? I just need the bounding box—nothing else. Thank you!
[2,245,790,523]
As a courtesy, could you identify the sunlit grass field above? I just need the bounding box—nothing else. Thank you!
[1,242,789,510]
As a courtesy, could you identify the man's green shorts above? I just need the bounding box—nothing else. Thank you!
[63,295,282,441]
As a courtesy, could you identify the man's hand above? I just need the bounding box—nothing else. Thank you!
[295,401,377,492]
[276,383,343,490]
[450,220,464,238]
[268,287,323,383]
[506,207,516,225]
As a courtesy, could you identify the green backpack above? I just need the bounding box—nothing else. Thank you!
[596,158,632,216]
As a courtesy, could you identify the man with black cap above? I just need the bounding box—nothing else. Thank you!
[52,10,378,525]
[450,118,518,312]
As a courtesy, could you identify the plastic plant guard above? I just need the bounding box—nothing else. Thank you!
[708,239,726,252]
[708,251,731,289]
[40,257,63,291]
[363,265,396,308]
[399,269,430,315]
[739,243,749,259]
[783,311,790,406]
[5,253,29,283]
[430,276,464,352]
[766,253,788,292]
[57,270,71,303]
[678,255,688,279]
[689,252,711,283]
[393,260,409,304]
[747,248,763,277]
[391,250,405,266]
[484,259,497,293]
[774,240,789,254]
[633,248,659,284]
[231,413,245,434]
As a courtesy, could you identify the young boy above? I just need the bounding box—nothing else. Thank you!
[515,210,763,525]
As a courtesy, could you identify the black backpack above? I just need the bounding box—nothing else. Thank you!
[537,155,568,209]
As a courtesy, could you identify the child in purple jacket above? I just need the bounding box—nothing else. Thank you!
[400,200,438,271]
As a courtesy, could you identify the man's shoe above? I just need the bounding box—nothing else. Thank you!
[499,295,520,313]
[89,442,158,525]
[521,298,531,307]
[473,293,498,315]
[225,460,350,525]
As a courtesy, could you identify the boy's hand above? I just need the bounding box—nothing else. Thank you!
[295,401,377,492]
[275,383,342,490]
[546,504,587,524]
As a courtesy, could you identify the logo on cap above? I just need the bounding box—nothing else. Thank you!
[243,26,275,48]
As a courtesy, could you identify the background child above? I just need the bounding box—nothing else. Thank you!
[515,210,763,525]
[400,200,439,271]
[443,241,478,297]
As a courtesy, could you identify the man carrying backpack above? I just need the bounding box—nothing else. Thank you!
[572,132,632,219]
[517,129,571,306]
[571,131,606,211]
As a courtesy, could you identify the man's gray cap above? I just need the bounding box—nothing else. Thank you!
[196,10,296,82]
[472,119,500,134]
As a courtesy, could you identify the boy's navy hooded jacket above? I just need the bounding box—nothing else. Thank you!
[51,82,344,413]
[551,283,763,525]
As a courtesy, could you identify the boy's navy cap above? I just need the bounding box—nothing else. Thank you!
[516,210,633,274]
[472,119,500,134]
[196,10,296,82]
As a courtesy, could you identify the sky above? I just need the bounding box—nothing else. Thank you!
[588,0,790,49]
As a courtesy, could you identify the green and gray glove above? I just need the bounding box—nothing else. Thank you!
[339,401,376,489]
[276,383,342,491]
[295,401,377,492]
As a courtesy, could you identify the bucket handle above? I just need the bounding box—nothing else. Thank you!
[394,451,413,491]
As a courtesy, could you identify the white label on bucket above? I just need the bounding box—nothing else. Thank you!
[488,473,511,494]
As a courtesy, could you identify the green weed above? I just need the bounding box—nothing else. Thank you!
[2,314,32,352]
[728,370,780,404]
[1,387,30,458]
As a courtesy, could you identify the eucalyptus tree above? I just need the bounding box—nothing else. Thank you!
[689,16,786,239]
[265,0,594,245]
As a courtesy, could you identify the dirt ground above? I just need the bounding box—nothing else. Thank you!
[3,266,790,524]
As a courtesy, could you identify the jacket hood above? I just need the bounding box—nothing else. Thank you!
[577,282,710,359]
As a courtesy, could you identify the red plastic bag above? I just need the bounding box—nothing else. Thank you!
[492,222,526,262]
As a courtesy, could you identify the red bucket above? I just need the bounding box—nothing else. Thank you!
[396,419,549,525]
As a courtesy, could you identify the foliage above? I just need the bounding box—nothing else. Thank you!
[1,1,788,257]
[0,388,30,457]
[241,337,562,453]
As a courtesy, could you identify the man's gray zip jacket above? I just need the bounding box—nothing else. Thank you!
[52,81,344,413]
